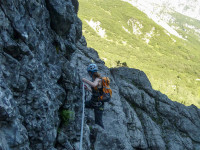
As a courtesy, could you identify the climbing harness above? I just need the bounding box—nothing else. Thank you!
[79,82,85,150]
[92,101,103,107]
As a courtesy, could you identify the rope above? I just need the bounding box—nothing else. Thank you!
[79,82,85,150]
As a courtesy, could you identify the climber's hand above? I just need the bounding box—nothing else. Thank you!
[84,84,92,92]
[84,84,88,90]
[82,78,86,82]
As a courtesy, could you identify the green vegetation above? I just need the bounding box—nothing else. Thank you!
[78,0,200,107]
[61,109,75,125]
[116,60,128,67]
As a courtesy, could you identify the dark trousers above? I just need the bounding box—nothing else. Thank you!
[85,100,104,129]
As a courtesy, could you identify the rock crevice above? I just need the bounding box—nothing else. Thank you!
[0,0,200,150]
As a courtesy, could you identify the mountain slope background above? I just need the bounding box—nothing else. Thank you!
[78,0,200,107]
[1,0,200,149]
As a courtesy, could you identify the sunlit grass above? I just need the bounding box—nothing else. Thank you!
[78,0,200,108]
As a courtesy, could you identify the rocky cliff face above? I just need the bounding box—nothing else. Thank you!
[0,0,200,150]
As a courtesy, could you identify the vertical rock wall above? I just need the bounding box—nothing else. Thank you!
[0,0,200,150]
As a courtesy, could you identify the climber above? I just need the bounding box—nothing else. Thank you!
[82,64,112,129]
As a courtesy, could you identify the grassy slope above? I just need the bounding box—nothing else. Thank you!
[78,0,200,107]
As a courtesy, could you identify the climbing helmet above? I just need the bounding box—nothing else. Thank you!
[87,64,98,73]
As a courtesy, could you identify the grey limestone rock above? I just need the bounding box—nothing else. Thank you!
[0,0,200,150]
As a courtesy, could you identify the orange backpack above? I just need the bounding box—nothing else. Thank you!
[99,77,112,101]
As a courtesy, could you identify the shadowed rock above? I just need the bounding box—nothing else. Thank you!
[0,0,199,150]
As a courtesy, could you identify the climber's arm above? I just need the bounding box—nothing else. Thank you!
[82,78,100,87]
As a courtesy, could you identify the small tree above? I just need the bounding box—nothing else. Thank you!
[122,62,128,67]
[116,60,121,66]
[116,60,128,67]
